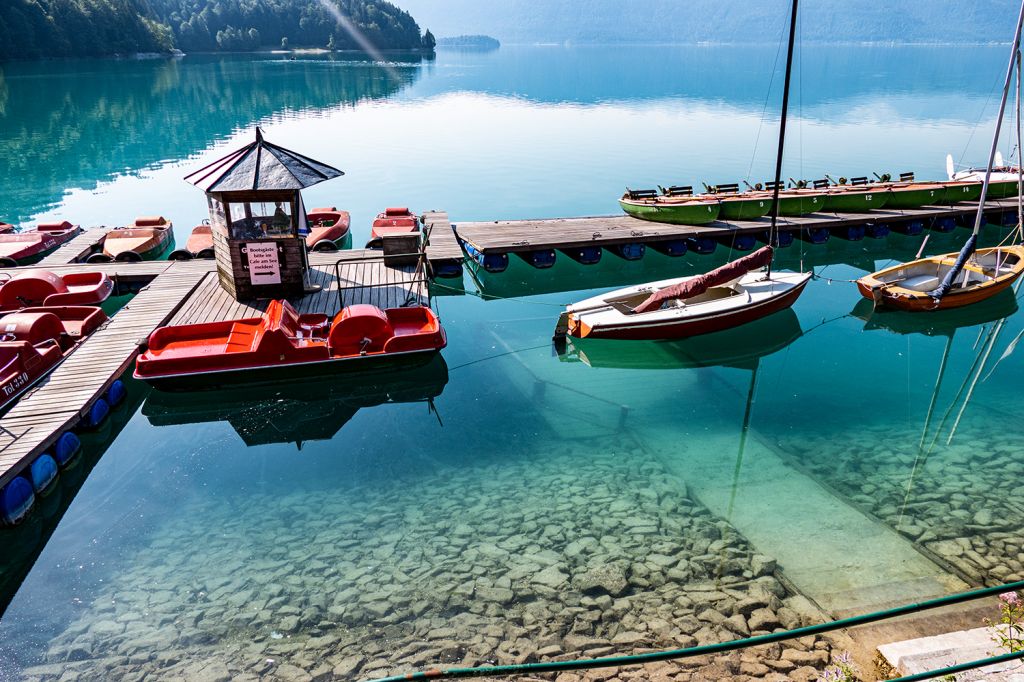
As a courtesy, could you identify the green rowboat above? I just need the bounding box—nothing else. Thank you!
[941,181,983,204]
[985,178,1022,199]
[620,197,721,225]
[775,192,828,216]
[883,183,947,210]
[825,189,889,213]
[717,194,773,221]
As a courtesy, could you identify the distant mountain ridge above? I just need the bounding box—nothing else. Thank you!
[396,0,1019,44]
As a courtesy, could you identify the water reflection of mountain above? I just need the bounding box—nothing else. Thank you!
[416,44,1006,113]
[0,54,424,223]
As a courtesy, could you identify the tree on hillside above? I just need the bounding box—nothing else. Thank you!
[422,28,435,50]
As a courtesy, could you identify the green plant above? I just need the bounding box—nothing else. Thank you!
[987,591,1024,653]
[817,651,860,682]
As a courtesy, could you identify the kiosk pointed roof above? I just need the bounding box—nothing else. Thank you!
[184,127,343,193]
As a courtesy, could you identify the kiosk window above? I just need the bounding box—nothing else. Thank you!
[227,200,294,239]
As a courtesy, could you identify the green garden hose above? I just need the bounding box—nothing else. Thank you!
[367,579,1024,681]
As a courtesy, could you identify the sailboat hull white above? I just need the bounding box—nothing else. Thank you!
[565,271,811,340]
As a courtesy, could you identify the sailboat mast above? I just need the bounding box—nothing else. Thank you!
[765,0,794,274]
[970,0,1024,239]
[1017,49,1023,239]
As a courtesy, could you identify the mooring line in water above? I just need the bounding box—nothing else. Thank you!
[431,280,568,307]
[365,580,1024,681]
[445,343,552,373]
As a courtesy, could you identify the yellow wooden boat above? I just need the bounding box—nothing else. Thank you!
[856,245,1024,311]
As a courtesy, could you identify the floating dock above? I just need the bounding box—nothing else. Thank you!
[455,198,1023,268]
[0,231,435,494]
[0,198,1020,502]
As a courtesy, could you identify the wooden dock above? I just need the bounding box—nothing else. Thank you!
[0,249,427,492]
[422,211,465,276]
[36,228,108,266]
[0,198,1016,498]
[455,199,1021,257]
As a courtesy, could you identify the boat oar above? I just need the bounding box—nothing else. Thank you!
[915,235,931,259]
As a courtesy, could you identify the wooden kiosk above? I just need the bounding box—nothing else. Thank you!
[184,128,344,301]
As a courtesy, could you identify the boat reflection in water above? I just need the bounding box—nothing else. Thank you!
[852,287,1020,525]
[851,288,1019,337]
[142,355,449,448]
[557,307,803,371]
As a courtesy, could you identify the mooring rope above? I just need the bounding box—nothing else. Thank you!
[430,280,570,307]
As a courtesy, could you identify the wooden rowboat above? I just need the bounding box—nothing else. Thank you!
[99,216,173,262]
[856,245,1024,311]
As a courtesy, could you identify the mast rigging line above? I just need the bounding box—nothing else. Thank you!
[766,0,799,276]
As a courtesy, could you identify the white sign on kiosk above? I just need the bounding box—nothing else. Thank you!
[245,242,282,285]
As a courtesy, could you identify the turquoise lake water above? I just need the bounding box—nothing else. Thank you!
[1,44,1024,679]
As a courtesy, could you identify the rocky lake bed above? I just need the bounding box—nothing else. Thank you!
[18,435,839,681]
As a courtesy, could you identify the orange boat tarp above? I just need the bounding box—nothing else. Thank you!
[633,246,774,314]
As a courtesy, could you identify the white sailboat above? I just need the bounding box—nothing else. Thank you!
[557,0,810,342]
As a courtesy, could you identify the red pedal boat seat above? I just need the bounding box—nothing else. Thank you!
[37,221,74,233]
[0,271,113,311]
[329,305,394,355]
[0,312,65,346]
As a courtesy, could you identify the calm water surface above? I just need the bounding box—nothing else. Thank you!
[1,45,1024,678]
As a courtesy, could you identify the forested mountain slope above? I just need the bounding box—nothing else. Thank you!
[0,0,428,60]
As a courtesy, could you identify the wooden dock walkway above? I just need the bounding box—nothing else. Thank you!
[171,250,426,326]
[455,199,1021,257]
[0,262,207,488]
[0,248,427,492]
[36,228,108,266]
[422,211,465,275]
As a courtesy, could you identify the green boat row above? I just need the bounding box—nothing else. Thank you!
[620,174,1020,226]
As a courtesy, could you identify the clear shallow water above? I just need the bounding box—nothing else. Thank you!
[1,45,1023,679]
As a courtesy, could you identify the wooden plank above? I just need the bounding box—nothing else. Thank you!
[422,211,464,261]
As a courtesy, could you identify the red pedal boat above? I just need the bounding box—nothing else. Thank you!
[92,216,173,263]
[169,224,215,260]
[306,207,351,252]
[0,306,107,410]
[0,270,115,312]
[135,299,446,388]
[367,207,418,248]
[0,221,82,267]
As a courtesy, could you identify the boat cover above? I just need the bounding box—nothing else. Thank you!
[929,233,978,300]
[633,246,774,314]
